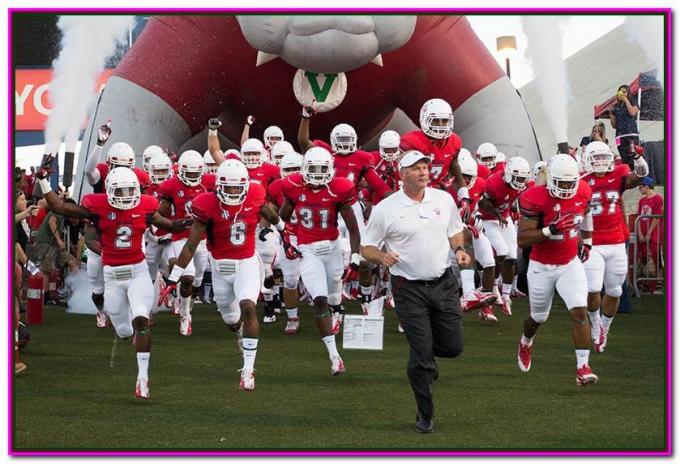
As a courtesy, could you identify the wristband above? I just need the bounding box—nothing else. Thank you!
[273,218,286,232]
[208,129,217,137]
[583,238,593,246]
[168,265,185,283]
[350,253,361,267]
[542,227,552,238]
[38,178,52,194]
[457,187,470,201]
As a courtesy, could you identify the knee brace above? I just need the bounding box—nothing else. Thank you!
[529,310,550,324]
[604,284,623,298]
[221,311,241,326]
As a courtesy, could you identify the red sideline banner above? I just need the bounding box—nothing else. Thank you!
[14,69,113,131]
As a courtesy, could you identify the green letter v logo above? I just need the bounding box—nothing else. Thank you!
[304,72,337,103]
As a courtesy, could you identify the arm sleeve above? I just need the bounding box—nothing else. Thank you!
[84,146,104,185]
[361,204,386,248]
[446,196,465,238]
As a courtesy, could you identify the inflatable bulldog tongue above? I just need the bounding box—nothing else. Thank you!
[75,15,539,197]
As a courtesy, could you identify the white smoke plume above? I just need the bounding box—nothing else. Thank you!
[64,269,97,315]
[521,16,570,146]
[44,16,133,154]
[623,16,665,86]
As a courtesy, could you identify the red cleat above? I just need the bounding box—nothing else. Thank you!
[576,365,599,386]
[517,339,533,372]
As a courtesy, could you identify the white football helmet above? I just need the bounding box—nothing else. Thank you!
[224,148,242,160]
[496,151,507,164]
[177,150,205,187]
[583,141,614,174]
[279,152,303,178]
[547,154,580,199]
[532,161,548,179]
[419,98,454,139]
[263,126,284,149]
[378,130,401,162]
[203,150,218,174]
[148,152,173,184]
[457,148,478,188]
[503,157,531,191]
[105,167,141,210]
[142,145,164,173]
[215,159,250,205]
[475,143,498,169]
[271,141,295,166]
[106,142,135,168]
[302,147,335,186]
[330,123,357,154]
[241,138,265,169]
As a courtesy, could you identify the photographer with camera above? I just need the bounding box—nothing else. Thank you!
[610,85,640,170]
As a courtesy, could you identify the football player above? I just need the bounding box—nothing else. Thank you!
[144,151,174,281]
[473,143,495,179]
[279,147,361,375]
[168,159,286,391]
[37,166,190,399]
[517,154,597,386]
[581,141,648,352]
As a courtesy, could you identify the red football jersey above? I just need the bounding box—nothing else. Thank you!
[476,162,491,180]
[248,162,280,190]
[449,176,486,210]
[93,163,150,194]
[281,173,356,245]
[145,183,170,238]
[489,161,506,178]
[637,193,664,242]
[190,184,266,260]
[268,178,298,235]
[158,174,215,240]
[478,172,523,220]
[519,182,592,265]
[313,140,390,200]
[81,194,158,266]
[399,130,462,188]
[583,164,631,245]
[370,150,401,204]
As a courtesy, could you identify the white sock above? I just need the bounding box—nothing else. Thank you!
[512,275,519,292]
[461,269,476,296]
[360,285,374,297]
[180,295,192,317]
[521,335,534,347]
[263,292,274,302]
[322,335,340,359]
[502,283,512,298]
[588,310,602,335]
[286,307,298,319]
[575,349,590,369]
[137,352,150,380]
[242,338,258,371]
[601,314,615,334]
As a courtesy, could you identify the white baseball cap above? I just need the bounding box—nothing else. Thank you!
[398,150,432,170]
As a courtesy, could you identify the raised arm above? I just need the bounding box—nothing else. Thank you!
[207,118,226,165]
[297,106,315,153]
[84,121,112,186]
[241,115,255,147]
[37,178,93,220]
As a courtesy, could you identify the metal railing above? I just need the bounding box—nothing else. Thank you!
[631,214,665,297]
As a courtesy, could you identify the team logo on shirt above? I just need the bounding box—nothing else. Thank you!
[434,208,441,216]
[107,212,116,221]
[299,194,306,202]
[178,190,185,198]
[553,204,561,212]
[221,210,230,220]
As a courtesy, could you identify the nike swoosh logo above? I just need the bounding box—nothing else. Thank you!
[608,178,616,183]
[244,207,253,211]
[322,198,332,202]
[132,214,141,218]
[348,163,356,167]
[575,202,583,206]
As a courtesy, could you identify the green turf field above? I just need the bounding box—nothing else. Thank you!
[13,296,667,451]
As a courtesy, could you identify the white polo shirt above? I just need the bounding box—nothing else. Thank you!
[361,187,464,281]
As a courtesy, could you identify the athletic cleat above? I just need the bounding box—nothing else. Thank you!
[284,317,300,334]
[172,297,180,316]
[274,307,282,316]
[135,378,150,399]
[497,296,513,317]
[386,294,395,309]
[517,339,533,372]
[461,290,497,313]
[397,323,405,333]
[179,314,192,336]
[239,369,255,391]
[262,314,278,324]
[96,309,109,328]
[331,356,345,376]
[595,325,608,353]
[478,306,497,322]
[350,287,360,301]
[510,288,527,298]
[331,312,344,335]
[576,365,599,386]
[361,303,369,315]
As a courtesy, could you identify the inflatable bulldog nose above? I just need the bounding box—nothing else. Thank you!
[75,15,539,199]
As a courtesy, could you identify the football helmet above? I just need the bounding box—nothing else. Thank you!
[496,151,507,164]
[148,152,173,184]
[419,98,454,139]
[503,157,531,191]
[241,138,265,169]
[142,145,164,173]
[279,152,303,178]
[330,123,357,154]
[105,167,141,210]
[177,150,205,187]
[532,161,548,179]
[457,148,478,188]
[378,130,401,162]
[475,142,498,169]
[271,141,295,166]
[583,141,614,174]
[263,125,284,149]
[302,147,335,186]
[547,154,580,199]
[203,150,218,174]
[215,159,250,205]
[106,142,135,168]
[224,148,242,160]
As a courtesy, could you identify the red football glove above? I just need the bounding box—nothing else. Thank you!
[36,153,56,180]
[459,198,472,223]
[96,121,112,146]
[633,144,645,159]
[549,213,576,235]
[579,243,592,262]
[342,264,359,283]
[467,214,483,239]
[282,231,302,260]
[158,283,176,307]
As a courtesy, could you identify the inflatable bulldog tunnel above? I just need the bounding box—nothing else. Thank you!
[75,15,540,197]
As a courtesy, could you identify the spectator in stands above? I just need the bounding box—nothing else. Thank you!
[610,84,639,170]
[590,121,608,144]
[15,190,39,257]
[637,176,664,293]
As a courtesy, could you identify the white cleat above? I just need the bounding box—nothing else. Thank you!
[135,378,150,399]
[96,309,109,328]
[179,314,192,336]
[239,369,255,391]
[262,314,278,324]
[284,317,300,334]
[331,356,345,376]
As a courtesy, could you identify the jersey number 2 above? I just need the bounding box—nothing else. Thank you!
[115,225,133,249]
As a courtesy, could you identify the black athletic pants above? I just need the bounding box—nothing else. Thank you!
[391,267,463,421]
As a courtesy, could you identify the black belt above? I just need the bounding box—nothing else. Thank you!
[396,268,451,287]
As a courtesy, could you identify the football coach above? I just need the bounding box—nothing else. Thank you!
[360,150,471,434]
